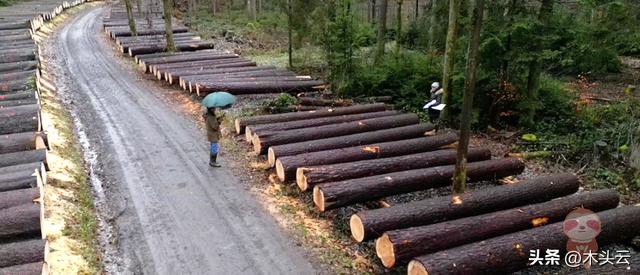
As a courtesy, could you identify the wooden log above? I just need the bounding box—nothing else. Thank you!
[0,90,36,101]
[152,57,245,74]
[350,173,580,242]
[0,98,37,108]
[0,162,42,175]
[195,80,324,95]
[272,130,451,173]
[297,97,352,107]
[114,32,196,44]
[246,110,402,142]
[0,239,45,268]
[142,53,239,72]
[253,113,419,154]
[0,261,43,275]
[1,78,31,93]
[0,203,41,240]
[235,103,386,134]
[0,104,40,135]
[0,70,36,82]
[163,62,258,81]
[376,189,619,267]
[108,26,189,38]
[0,21,30,30]
[120,36,202,52]
[0,132,47,154]
[174,65,277,82]
[0,49,35,63]
[0,188,40,210]
[407,205,640,275]
[134,49,220,63]
[0,170,38,192]
[297,148,491,191]
[184,71,299,89]
[128,41,215,56]
[179,69,292,87]
[314,158,525,212]
[0,149,47,169]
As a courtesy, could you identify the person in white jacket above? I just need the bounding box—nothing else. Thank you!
[423,82,445,122]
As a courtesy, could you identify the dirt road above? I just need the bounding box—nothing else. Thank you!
[48,5,315,274]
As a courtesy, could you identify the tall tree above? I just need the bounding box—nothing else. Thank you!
[124,0,137,36]
[210,0,217,15]
[287,0,293,68]
[136,0,142,16]
[395,0,402,52]
[162,0,176,51]
[427,0,439,51]
[452,0,484,194]
[250,0,257,20]
[439,0,461,121]
[521,0,554,127]
[374,0,389,64]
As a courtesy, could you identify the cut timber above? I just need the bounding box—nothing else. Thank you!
[0,170,39,192]
[0,188,40,210]
[350,173,580,242]
[0,203,41,240]
[0,104,40,135]
[296,148,491,190]
[235,103,386,134]
[128,41,215,56]
[0,261,43,275]
[245,111,401,142]
[314,158,525,212]
[376,189,619,267]
[108,27,189,38]
[0,49,35,63]
[0,132,47,154]
[0,61,38,73]
[196,80,324,95]
[0,149,47,170]
[0,162,43,175]
[183,71,298,88]
[407,205,640,275]
[0,238,45,268]
[0,98,38,108]
[252,114,420,154]
[274,131,454,177]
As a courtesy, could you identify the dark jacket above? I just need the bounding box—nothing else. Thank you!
[205,111,222,142]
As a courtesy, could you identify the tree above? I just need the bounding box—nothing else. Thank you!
[136,0,142,16]
[374,0,389,64]
[427,0,440,51]
[210,0,217,16]
[162,0,176,51]
[395,0,402,53]
[287,0,293,68]
[452,0,484,194]
[439,0,461,121]
[124,0,137,36]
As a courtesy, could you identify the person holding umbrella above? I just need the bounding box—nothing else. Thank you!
[202,92,236,167]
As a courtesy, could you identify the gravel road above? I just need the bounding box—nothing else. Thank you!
[49,5,315,274]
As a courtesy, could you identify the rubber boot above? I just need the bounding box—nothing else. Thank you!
[209,154,221,167]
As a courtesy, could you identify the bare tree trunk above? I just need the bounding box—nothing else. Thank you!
[287,0,293,68]
[146,0,153,28]
[374,0,389,64]
[439,0,461,121]
[371,0,377,23]
[414,0,419,21]
[250,0,257,20]
[162,0,176,51]
[427,0,439,51]
[124,0,138,36]
[211,0,217,15]
[136,0,142,16]
[396,0,402,52]
[452,0,484,194]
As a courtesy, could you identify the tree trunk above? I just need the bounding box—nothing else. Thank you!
[139,51,237,68]
[0,188,40,210]
[452,0,484,194]
[0,149,47,170]
[374,0,389,64]
[270,124,441,169]
[252,113,419,154]
[0,239,45,268]
[315,158,524,212]
[296,97,352,107]
[162,0,176,52]
[235,103,386,134]
[395,0,402,52]
[427,0,439,51]
[0,104,40,135]
[0,171,38,192]
[377,189,619,267]
[211,0,217,15]
[439,0,461,121]
[408,206,640,275]
[176,66,279,85]
[0,203,41,240]
[287,0,292,68]
[371,0,377,22]
[149,56,244,73]
[136,0,142,16]
[123,0,137,36]
[0,261,43,275]
[0,132,46,154]
[298,148,490,191]
[350,173,579,242]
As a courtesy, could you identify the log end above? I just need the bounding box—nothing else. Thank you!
[35,134,46,150]
[408,260,428,275]
[234,119,242,134]
[349,214,365,242]
[375,233,396,268]
[245,127,253,143]
[42,261,49,275]
[252,136,263,154]
[275,159,286,182]
[296,168,308,191]
[312,186,325,212]
[267,148,276,167]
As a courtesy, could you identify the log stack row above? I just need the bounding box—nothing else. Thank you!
[102,5,325,95]
[0,0,90,273]
[235,105,639,274]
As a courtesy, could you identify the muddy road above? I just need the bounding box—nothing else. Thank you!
[48,6,314,274]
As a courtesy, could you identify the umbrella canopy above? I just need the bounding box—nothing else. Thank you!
[202,92,236,108]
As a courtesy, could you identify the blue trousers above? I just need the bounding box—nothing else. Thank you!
[210,142,219,155]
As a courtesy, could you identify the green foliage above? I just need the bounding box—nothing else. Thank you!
[0,0,12,6]
[268,93,299,107]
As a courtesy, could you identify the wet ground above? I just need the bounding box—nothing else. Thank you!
[43,5,314,274]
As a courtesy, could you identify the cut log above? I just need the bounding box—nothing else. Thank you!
[274,131,453,176]
[1,78,31,93]
[407,205,640,275]
[151,57,245,73]
[0,104,40,135]
[0,49,35,63]
[0,162,42,175]
[184,71,298,89]
[314,158,525,212]
[0,132,47,154]
[141,53,239,70]
[350,173,580,242]
[235,103,386,134]
[108,26,189,38]
[0,149,47,169]
[252,113,419,154]
[0,61,37,74]
[0,203,41,240]
[0,98,38,108]
[0,261,43,275]
[245,110,401,142]
[377,189,619,267]
[0,238,45,268]
[0,21,30,30]
[297,148,491,190]
[159,61,256,80]
[0,70,37,82]
[120,37,203,53]
[195,80,324,95]
[0,188,40,210]
[128,41,215,56]
[174,66,277,84]
[297,97,352,107]
[0,170,38,192]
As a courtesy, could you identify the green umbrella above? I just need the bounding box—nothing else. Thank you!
[202,92,236,109]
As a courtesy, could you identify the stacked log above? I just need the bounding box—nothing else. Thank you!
[0,104,41,135]
[0,188,40,210]
[128,41,215,56]
[0,203,42,240]
[195,80,325,95]
[0,132,47,154]
[0,149,48,169]
[349,173,580,242]
[0,239,46,268]
[184,71,300,90]
[0,262,44,275]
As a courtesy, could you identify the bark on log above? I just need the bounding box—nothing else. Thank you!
[314,158,525,212]
[0,104,40,135]
[0,162,42,175]
[196,80,324,95]
[0,188,40,210]
[0,98,37,108]
[0,22,30,30]
[246,110,401,142]
[1,78,31,93]
[0,239,45,268]
[0,203,41,240]
[0,49,35,63]
[120,37,203,52]
[141,53,239,70]
[0,170,38,192]
[0,149,47,169]
[128,41,215,56]
[235,103,386,134]
[297,148,491,191]
[152,57,245,74]
[377,189,619,267]
[350,173,580,242]
[0,132,47,154]
[253,113,420,154]
[174,66,277,84]
[0,61,37,74]
[184,71,298,89]
[297,97,352,107]
[408,205,640,275]
[273,130,451,175]
[108,26,189,37]
[163,61,258,81]
[0,70,37,82]
[134,49,219,63]
[0,261,43,275]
